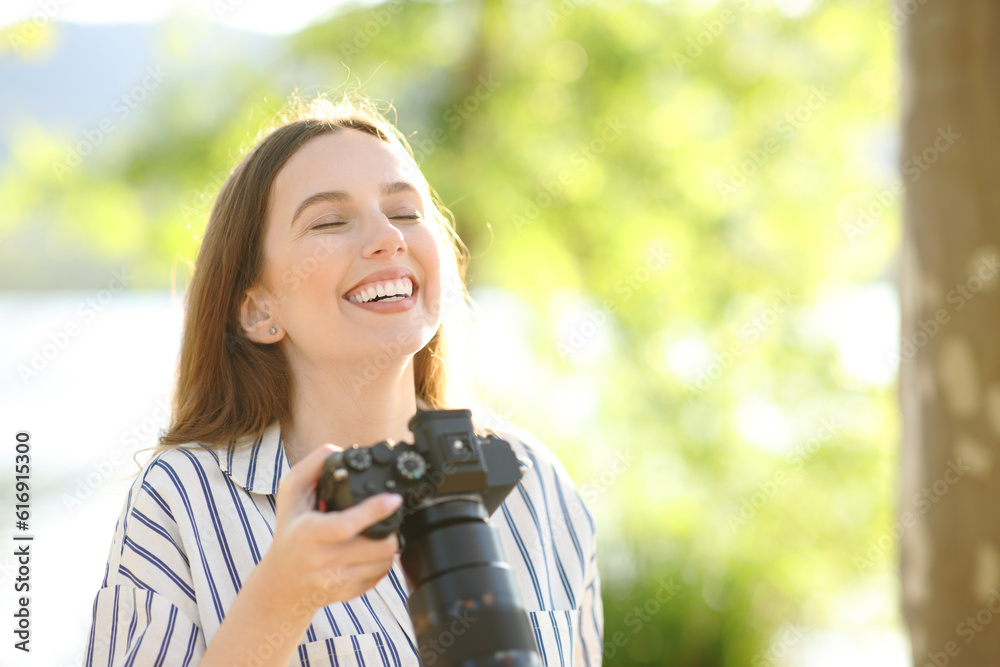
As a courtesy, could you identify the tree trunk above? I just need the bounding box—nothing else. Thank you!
[900,1,1000,664]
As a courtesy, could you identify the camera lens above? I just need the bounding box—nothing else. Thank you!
[401,499,540,667]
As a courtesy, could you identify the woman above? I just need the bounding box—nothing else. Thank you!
[85,95,603,667]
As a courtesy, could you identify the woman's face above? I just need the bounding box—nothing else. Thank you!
[250,128,444,372]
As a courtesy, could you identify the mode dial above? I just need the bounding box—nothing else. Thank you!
[344,448,372,472]
[396,451,427,480]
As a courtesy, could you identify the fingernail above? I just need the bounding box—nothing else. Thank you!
[384,494,403,510]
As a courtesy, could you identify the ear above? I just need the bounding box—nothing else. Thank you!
[240,285,283,344]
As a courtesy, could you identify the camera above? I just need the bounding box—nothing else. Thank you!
[316,409,542,667]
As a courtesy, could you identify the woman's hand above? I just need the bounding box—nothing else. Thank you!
[202,444,402,667]
[262,443,403,616]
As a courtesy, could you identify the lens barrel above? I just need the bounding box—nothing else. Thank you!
[401,499,541,667]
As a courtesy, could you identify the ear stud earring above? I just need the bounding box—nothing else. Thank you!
[268,326,277,335]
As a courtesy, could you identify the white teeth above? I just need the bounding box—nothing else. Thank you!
[349,277,414,304]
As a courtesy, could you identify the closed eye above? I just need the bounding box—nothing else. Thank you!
[312,221,347,230]
[391,214,423,221]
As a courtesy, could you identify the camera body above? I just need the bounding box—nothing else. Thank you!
[315,409,541,667]
[315,409,525,539]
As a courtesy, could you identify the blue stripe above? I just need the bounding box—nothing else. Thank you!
[540,451,589,608]
[501,503,545,608]
[515,482,556,608]
[395,619,418,659]
[588,576,602,646]
[246,434,263,488]
[351,635,367,667]
[202,446,262,564]
[372,630,393,667]
[220,469,262,564]
[322,605,343,636]
[123,536,196,601]
[343,601,364,633]
[182,624,199,666]
[132,509,190,568]
[325,637,341,667]
[118,565,148,590]
[140,482,175,525]
[502,505,546,658]
[387,569,408,607]
[108,585,120,664]
[520,479,576,608]
[153,460,226,621]
[564,610,575,665]
[176,449,243,594]
[552,550,577,609]
[271,433,284,492]
[361,593,400,667]
[247,491,277,537]
[85,590,98,666]
[107,483,140,583]
[126,590,138,647]
[530,611,549,666]
[551,467,585,570]
[386,569,418,658]
[549,610,565,667]
[155,606,178,666]
[122,592,155,667]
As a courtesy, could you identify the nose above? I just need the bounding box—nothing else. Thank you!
[361,211,407,259]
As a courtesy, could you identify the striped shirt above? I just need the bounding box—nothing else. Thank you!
[85,419,603,666]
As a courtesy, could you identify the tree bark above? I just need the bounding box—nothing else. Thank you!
[900,0,1000,664]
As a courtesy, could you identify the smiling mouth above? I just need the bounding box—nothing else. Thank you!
[346,277,415,304]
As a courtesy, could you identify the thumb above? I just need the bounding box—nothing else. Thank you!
[277,443,339,517]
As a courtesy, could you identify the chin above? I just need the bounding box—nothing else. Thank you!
[363,323,436,359]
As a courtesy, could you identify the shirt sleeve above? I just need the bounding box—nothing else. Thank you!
[485,416,605,667]
[576,529,603,667]
[85,453,206,667]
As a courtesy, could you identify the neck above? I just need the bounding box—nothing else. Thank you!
[280,353,418,466]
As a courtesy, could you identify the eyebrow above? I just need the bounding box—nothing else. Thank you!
[290,181,421,228]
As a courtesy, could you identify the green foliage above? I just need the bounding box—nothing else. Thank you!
[2,0,902,663]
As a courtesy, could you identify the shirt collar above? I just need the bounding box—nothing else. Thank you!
[216,400,432,495]
[219,422,290,495]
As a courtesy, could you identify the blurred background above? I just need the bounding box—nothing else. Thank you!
[0,0,905,664]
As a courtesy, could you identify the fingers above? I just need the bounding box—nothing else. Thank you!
[305,533,397,604]
[267,445,404,609]
[318,558,397,602]
[315,493,403,543]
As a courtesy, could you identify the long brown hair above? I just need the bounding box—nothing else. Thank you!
[159,95,470,449]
